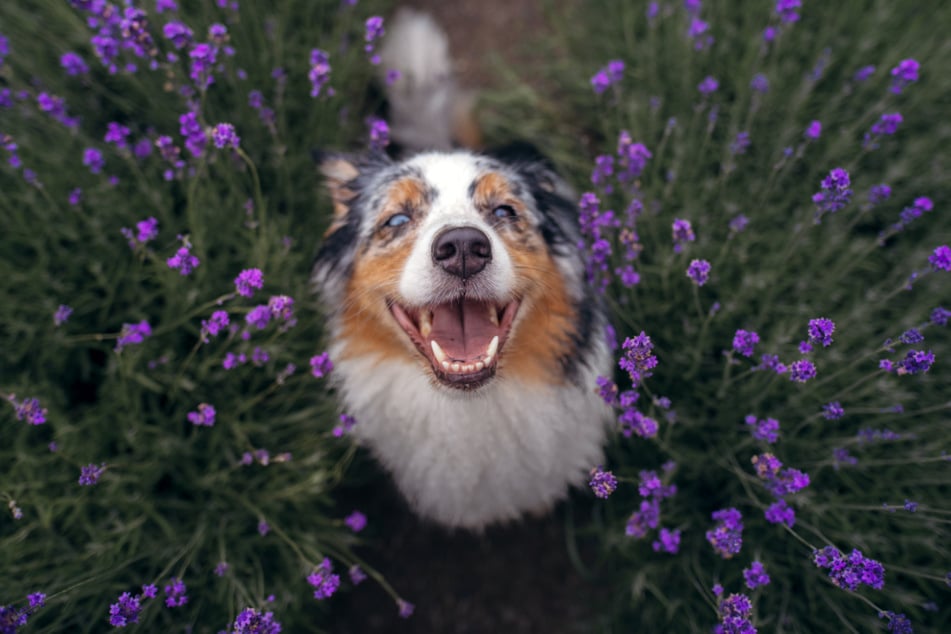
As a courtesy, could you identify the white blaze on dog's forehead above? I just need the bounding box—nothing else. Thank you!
[396,151,517,305]
[408,152,482,218]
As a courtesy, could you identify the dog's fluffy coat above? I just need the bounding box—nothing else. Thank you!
[312,11,612,529]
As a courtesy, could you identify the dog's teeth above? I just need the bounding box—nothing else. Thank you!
[431,339,448,364]
[419,311,433,337]
[475,361,484,371]
[484,335,499,365]
[451,362,461,373]
[442,360,450,371]
[487,304,499,326]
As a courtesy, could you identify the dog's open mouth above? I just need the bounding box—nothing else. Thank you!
[390,298,520,388]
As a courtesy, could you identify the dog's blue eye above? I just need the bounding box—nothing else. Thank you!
[493,205,516,219]
[385,213,411,227]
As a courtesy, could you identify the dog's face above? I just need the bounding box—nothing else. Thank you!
[314,150,595,392]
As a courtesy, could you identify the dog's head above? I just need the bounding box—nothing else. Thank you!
[313,150,598,391]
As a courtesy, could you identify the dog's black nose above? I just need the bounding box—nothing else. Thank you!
[432,226,492,279]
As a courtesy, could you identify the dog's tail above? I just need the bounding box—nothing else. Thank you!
[378,9,480,151]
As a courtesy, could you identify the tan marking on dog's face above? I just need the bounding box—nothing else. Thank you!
[338,241,418,364]
[471,172,529,219]
[336,177,431,365]
[498,225,576,386]
[375,177,429,230]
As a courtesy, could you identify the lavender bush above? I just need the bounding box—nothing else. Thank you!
[479,1,949,631]
[0,0,402,630]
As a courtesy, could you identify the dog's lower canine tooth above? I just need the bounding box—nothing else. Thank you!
[486,335,499,360]
[431,339,448,364]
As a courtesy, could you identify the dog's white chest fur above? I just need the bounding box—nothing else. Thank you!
[332,348,611,529]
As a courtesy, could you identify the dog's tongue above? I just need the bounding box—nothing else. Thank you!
[430,299,498,361]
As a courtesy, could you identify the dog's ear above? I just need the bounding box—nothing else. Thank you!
[315,152,361,234]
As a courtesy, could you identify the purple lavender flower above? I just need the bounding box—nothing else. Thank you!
[730,131,751,155]
[652,528,681,554]
[715,592,755,634]
[868,184,892,207]
[804,120,821,140]
[163,21,194,49]
[364,16,385,64]
[83,147,105,174]
[619,332,658,384]
[776,0,801,22]
[688,18,713,51]
[896,349,935,375]
[156,0,178,12]
[591,59,625,94]
[822,401,844,420]
[246,305,271,330]
[11,396,47,425]
[235,268,264,297]
[812,167,852,220]
[729,215,749,233]
[332,413,357,437]
[187,403,216,427]
[188,42,218,89]
[880,612,913,634]
[104,122,130,149]
[698,75,719,95]
[349,565,367,585]
[257,519,270,536]
[889,59,919,94]
[932,306,951,326]
[763,26,777,42]
[706,508,743,558]
[743,561,771,589]
[897,196,934,229]
[368,118,390,151]
[746,415,780,444]
[397,599,415,618]
[903,499,918,512]
[179,111,207,157]
[626,498,660,538]
[616,132,652,182]
[864,112,903,149]
[765,499,796,527]
[672,219,695,252]
[618,409,658,438]
[200,310,229,342]
[344,511,367,532]
[167,244,200,275]
[588,466,618,498]
[854,65,876,82]
[164,578,188,607]
[812,546,885,591]
[307,559,340,600]
[231,608,282,634]
[750,73,769,93]
[833,447,858,470]
[687,259,711,286]
[61,51,89,76]
[108,592,142,627]
[115,320,152,351]
[899,328,924,344]
[309,49,333,97]
[79,463,105,486]
[732,330,760,357]
[211,122,240,149]
[310,352,334,378]
[929,245,951,271]
[268,295,295,322]
[214,561,229,577]
[52,303,73,326]
[807,317,835,347]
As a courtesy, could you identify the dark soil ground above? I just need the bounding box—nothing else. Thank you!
[333,4,609,632]
[333,460,607,634]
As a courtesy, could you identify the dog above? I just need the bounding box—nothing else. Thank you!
[312,10,612,530]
